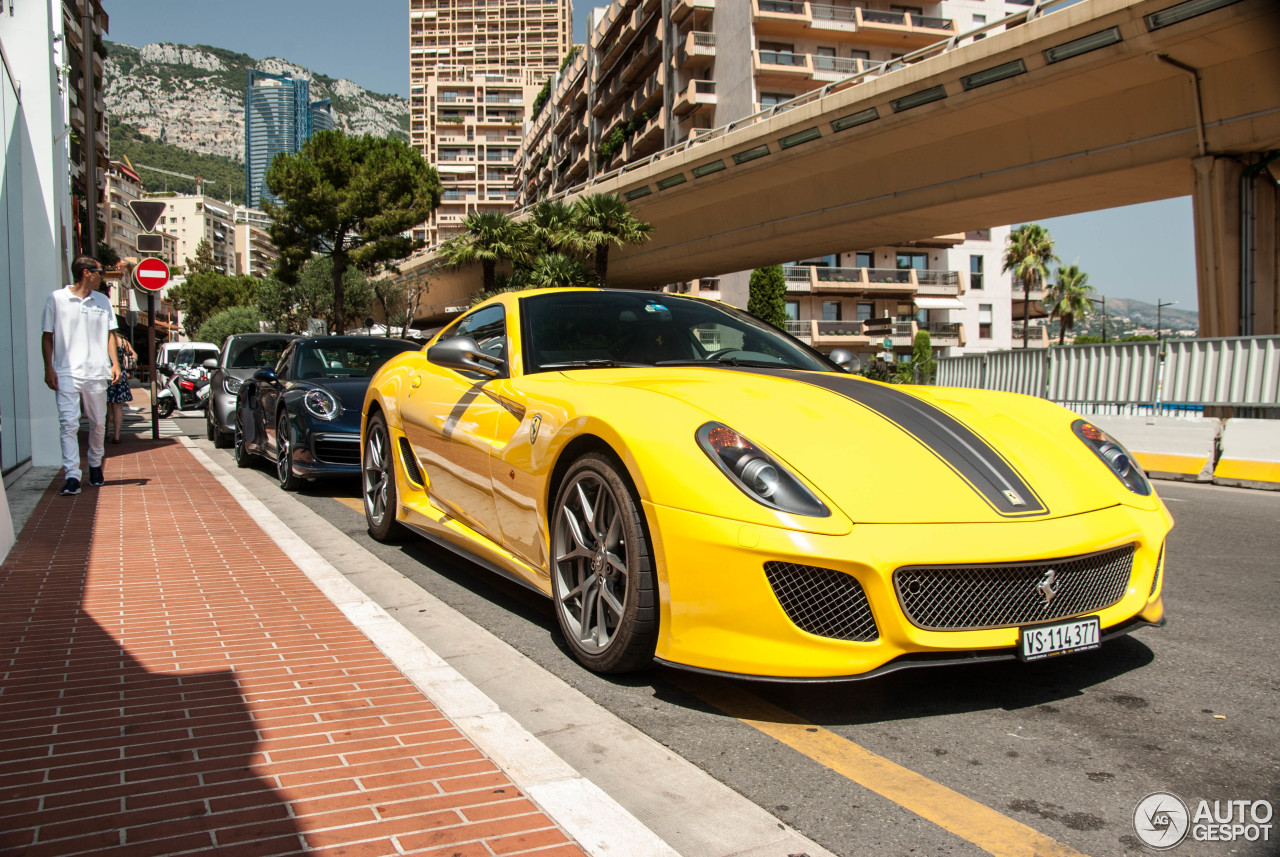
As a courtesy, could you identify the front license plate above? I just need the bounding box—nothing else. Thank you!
[1019,616,1101,662]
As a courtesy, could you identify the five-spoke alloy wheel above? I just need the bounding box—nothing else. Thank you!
[363,413,403,541]
[276,414,302,491]
[550,452,657,674]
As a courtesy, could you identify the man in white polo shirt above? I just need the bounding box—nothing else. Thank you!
[42,255,123,495]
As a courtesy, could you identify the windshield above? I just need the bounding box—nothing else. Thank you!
[520,291,834,374]
[295,339,419,380]
[227,337,293,370]
[176,347,219,367]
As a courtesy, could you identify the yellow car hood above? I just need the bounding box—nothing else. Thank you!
[597,367,1129,525]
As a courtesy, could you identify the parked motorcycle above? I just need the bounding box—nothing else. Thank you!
[155,363,210,418]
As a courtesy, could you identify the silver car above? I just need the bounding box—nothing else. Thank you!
[204,333,297,448]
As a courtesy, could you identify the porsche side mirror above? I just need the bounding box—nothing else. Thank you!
[428,335,504,378]
[829,348,860,373]
[253,367,278,384]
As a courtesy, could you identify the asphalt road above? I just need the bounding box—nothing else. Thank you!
[178,415,1279,857]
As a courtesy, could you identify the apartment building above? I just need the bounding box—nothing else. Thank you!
[517,0,1043,359]
[151,195,236,275]
[408,0,572,245]
[233,206,280,279]
[62,0,110,256]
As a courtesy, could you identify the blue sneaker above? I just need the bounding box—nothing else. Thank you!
[60,477,81,495]
[88,466,104,487]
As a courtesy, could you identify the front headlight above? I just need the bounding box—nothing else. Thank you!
[303,389,340,421]
[1073,419,1151,496]
[696,422,830,517]
[223,376,243,396]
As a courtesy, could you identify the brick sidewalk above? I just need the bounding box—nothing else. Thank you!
[0,438,588,857]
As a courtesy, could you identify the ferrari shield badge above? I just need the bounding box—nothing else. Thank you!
[530,414,542,445]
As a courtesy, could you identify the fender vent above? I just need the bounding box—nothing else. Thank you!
[764,562,879,642]
[1150,543,1164,597]
[398,437,425,487]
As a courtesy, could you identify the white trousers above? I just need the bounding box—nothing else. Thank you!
[56,376,107,482]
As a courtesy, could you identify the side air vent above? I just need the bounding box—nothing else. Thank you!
[398,437,425,487]
[764,562,879,642]
[1150,542,1165,597]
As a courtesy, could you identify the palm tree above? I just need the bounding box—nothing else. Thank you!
[1048,263,1094,345]
[524,252,593,289]
[439,211,528,292]
[525,199,579,255]
[571,193,653,286]
[1002,223,1058,347]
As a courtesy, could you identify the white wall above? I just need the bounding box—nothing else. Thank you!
[1,0,75,475]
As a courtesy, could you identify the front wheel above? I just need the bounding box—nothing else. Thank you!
[234,411,252,469]
[550,452,658,674]
[363,413,405,542]
[156,396,175,419]
[276,413,303,491]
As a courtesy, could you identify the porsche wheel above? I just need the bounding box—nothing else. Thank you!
[234,412,252,469]
[551,452,657,674]
[276,413,303,491]
[363,413,404,542]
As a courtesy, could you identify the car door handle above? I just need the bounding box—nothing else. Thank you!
[411,375,422,389]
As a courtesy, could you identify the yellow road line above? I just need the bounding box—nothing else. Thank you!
[333,496,363,513]
[675,676,1088,857]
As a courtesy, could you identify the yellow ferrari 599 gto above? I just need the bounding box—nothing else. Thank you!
[361,288,1171,679]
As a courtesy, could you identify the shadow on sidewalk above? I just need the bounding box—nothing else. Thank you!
[0,459,309,855]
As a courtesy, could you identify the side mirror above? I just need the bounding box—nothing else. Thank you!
[427,335,504,378]
[202,358,217,370]
[253,367,278,384]
[829,348,860,373]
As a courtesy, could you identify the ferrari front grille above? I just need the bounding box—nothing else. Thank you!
[764,562,879,642]
[894,544,1136,631]
[398,437,424,486]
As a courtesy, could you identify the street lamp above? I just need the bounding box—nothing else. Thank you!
[1157,299,1177,351]
[1087,295,1107,343]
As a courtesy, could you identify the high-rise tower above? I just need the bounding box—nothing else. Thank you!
[408,0,573,245]
[244,71,335,208]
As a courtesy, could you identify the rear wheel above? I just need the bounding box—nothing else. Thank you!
[550,452,658,674]
[363,413,405,542]
[276,413,303,491]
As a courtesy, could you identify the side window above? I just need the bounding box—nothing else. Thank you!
[455,305,507,360]
[275,344,295,379]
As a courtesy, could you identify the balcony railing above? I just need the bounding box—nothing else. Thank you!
[759,0,804,11]
[758,50,807,67]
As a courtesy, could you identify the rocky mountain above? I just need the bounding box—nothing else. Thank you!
[1051,295,1200,341]
[104,41,409,164]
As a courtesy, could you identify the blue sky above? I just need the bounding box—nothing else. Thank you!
[104,0,1198,310]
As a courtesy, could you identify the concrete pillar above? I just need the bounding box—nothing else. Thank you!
[1192,155,1280,337]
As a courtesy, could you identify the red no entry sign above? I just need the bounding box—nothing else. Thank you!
[134,257,171,292]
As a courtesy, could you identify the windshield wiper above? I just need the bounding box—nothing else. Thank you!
[538,359,647,369]
[656,357,802,369]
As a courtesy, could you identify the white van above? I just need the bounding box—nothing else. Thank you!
[156,341,220,372]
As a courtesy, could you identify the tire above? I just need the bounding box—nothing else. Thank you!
[550,452,658,674]
[363,413,405,542]
[234,411,252,469]
[205,410,216,442]
[156,397,175,419]
[276,413,303,491]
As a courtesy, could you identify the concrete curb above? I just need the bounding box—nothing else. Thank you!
[178,437,680,857]
[1213,418,1280,490]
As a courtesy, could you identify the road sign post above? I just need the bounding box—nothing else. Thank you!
[133,256,171,441]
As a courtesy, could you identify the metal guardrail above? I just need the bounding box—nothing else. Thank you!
[935,336,1280,415]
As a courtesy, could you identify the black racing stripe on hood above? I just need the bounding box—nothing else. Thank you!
[744,368,1048,517]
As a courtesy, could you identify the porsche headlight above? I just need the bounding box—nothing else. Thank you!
[223,376,243,396]
[1073,419,1151,496]
[696,422,829,517]
[303,389,340,421]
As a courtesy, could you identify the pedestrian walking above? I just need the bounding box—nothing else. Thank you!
[41,255,122,495]
[106,329,136,444]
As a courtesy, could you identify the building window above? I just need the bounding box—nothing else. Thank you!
[970,255,984,289]
[857,302,873,322]
[823,301,841,321]
[979,304,993,339]
[896,252,927,271]
[786,301,799,321]
[760,92,792,108]
[855,251,873,269]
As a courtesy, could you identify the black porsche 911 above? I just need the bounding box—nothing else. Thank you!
[234,336,421,490]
